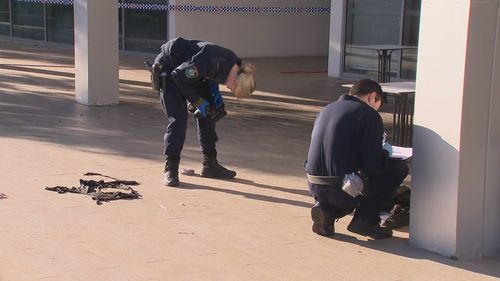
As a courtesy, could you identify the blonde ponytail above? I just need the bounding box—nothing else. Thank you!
[234,64,256,99]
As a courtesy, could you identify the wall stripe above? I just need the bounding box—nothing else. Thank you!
[14,0,330,13]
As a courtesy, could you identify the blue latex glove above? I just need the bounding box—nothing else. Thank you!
[382,142,393,157]
[208,82,224,110]
[194,100,210,118]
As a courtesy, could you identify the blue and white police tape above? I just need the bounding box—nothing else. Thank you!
[14,0,330,13]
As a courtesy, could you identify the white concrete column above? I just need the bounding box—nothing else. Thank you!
[74,0,119,105]
[328,0,346,77]
[483,0,500,257]
[168,0,176,40]
[411,0,500,259]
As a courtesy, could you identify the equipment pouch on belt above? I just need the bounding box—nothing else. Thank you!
[153,63,163,91]
[342,172,364,197]
[144,61,164,92]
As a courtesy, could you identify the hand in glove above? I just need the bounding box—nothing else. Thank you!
[193,98,210,119]
[208,82,224,110]
[382,141,393,157]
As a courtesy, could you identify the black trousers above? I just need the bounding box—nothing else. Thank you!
[159,82,218,160]
[310,159,409,225]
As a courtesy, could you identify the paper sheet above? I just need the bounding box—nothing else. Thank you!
[391,146,413,160]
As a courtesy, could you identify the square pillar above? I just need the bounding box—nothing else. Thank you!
[411,0,500,259]
[168,0,176,40]
[74,0,119,105]
[328,0,346,77]
[483,0,500,257]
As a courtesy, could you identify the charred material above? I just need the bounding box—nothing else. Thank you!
[45,173,141,205]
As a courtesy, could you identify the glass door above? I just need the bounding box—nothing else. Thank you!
[344,0,421,80]
[46,3,74,44]
[122,0,168,53]
[11,0,44,40]
[0,0,9,35]
[400,0,421,79]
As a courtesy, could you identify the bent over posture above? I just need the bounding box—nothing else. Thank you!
[305,79,408,239]
[152,37,256,186]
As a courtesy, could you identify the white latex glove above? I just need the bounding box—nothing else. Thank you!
[383,142,393,157]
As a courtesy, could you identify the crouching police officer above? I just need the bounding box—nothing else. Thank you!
[151,37,256,187]
[305,79,408,239]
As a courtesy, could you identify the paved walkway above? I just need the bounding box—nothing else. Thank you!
[0,39,499,281]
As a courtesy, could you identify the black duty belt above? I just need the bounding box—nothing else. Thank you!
[307,173,343,186]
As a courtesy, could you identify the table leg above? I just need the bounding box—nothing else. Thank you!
[392,95,397,142]
[377,50,393,83]
[377,50,384,82]
[385,50,394,82]
[389,93,403,146]
[388,92,415,147]
[400,93,408,146]
[396,96,403,145]
[408,95,414,146]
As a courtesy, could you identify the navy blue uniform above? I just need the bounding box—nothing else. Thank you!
[154,37,240,159]
[306,94,408,224]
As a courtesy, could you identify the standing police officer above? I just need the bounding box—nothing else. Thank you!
[305,79,408,239]
[152,37,256,186]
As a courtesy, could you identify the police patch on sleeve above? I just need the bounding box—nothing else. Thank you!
[185,65,199,79]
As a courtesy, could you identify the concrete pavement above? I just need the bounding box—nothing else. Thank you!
[0,39,499,281]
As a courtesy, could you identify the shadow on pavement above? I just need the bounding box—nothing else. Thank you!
[178,182,313,209]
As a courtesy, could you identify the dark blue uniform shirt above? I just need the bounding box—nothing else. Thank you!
[306,94,388,180]
[156,37,241,104]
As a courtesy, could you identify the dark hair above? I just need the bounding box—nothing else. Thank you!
[349,79,385,104]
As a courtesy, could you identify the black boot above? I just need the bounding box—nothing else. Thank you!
[311,202,335,237]
[381,204,410,229]
[347,218,393,239]
[201,156,236,179]
[164,158,180,187]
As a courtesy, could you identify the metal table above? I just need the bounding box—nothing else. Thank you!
[379,82,415,147]
[350,45,418,82]
[342,81,416,147]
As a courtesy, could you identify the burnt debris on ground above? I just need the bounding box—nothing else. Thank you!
[45,172,141,205]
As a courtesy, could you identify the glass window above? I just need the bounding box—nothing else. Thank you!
[123,0,168,53]
[12,1,44,40]
[5,1,169,54]
[344,0,403,78]
[0,0,9,36]
[46,4,74,44]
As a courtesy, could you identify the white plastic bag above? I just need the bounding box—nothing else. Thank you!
[342,172,364,197]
